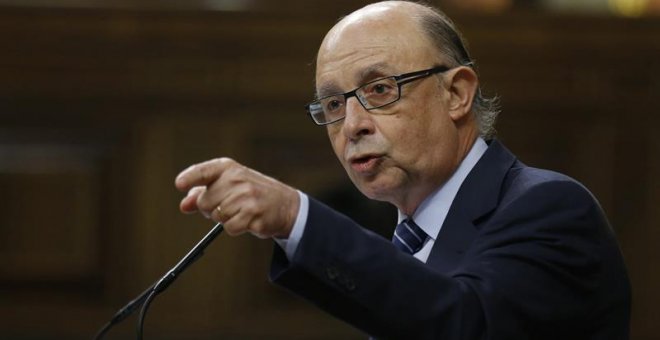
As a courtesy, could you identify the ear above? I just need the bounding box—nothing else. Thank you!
[444,66,478,121]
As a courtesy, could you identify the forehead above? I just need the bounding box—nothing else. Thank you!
[315,5,436,96]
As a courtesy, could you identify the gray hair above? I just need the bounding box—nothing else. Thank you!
[415,3,500,140]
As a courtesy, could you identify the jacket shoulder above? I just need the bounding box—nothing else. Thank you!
[500,163,599,210]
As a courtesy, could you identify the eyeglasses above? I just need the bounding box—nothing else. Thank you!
[305,66,450,126]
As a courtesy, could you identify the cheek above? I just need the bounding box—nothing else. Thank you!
[390,104,454,163]
[327,126,345,160]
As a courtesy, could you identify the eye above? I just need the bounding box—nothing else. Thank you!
[363,79,395,97]
[373,83,389,94]
[324,98,344,113]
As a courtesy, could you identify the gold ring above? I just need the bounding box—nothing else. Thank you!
[213,206,225,222]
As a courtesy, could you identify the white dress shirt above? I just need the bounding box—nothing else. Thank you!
[276,138,488,263]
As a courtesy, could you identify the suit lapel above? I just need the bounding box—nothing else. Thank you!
[426,140,517,273]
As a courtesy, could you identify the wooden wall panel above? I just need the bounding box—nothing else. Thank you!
[0,168,98,281]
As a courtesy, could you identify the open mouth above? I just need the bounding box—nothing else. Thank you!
[350,155,382,173]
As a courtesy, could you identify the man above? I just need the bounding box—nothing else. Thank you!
[175,1,631,339]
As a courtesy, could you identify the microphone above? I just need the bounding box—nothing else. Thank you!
[93,222,224,340]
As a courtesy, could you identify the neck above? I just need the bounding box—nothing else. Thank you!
[396,126,479,216]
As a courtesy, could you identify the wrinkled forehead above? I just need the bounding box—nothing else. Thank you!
[315,4,435,96]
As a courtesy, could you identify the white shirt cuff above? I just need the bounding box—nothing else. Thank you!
[273,190,309,261]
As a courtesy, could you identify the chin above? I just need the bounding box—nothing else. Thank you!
[355,180,398,203]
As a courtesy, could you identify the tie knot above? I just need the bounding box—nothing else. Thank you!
[392,218,428,255]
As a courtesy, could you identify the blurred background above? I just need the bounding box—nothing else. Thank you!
[0,0,658,339]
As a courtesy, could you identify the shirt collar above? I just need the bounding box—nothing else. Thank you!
[397,138,488,240]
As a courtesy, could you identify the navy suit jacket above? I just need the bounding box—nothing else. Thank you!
[270,140,631,339]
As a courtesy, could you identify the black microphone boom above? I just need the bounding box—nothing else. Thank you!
[94,222,224,340]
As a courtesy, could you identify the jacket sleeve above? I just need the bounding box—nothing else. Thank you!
[269,179,629,340]
[269,197,485,340]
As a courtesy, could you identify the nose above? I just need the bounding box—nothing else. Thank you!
[342,97,375,141]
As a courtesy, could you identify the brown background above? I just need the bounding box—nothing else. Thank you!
[0,0,658,339]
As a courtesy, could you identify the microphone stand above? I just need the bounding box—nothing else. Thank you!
[93,222,224,340]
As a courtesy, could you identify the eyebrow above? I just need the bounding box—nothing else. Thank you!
[356,62,392,85]
[315,62,395,99]
[315,83,342,100]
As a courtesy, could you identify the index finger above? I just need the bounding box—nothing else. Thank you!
[175,157,235,192]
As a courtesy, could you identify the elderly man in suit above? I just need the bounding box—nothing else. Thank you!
[175,1,631,338]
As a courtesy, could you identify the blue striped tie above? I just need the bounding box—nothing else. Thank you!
[392,218,428,255]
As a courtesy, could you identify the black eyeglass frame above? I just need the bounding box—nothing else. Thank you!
[305,65,450,126]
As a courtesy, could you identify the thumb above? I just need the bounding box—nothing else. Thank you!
[179,186,206,214]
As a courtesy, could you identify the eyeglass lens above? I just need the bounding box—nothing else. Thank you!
[310,76,400,124]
